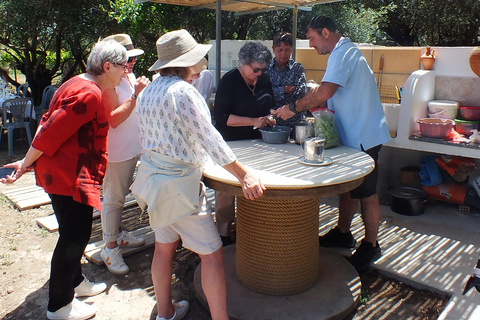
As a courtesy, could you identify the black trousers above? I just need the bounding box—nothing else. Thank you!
[47,194,93,312]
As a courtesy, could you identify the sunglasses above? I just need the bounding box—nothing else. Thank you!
[128,56,136,63]
[247,64,268,74]
[113,63,127,70]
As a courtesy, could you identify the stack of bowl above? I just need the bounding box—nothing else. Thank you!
[455,106,480,136]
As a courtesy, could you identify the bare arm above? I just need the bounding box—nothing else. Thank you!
[104,76,150,128]
[222,160,265,200]
[226,114,275,129]
[0,146,43,184]
[273,82,339,120]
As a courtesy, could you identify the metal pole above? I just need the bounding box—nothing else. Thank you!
[216,0,221,88]
[292,5,298,61]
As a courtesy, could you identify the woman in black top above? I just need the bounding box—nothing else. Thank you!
[213,42,275,244]
[213,42,275,141]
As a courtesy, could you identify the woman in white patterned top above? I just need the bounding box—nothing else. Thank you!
[131,30,265,320]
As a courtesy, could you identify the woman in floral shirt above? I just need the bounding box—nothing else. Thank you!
[1,39,127,320]
[268,31,307,126]
[131,29,265,320]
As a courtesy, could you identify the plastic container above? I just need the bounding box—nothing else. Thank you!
[455,119,478,135]
[259,126,292,144]
[427,100,459,120]
[458,106,480,121]
[311,107,340,148]
[417,118,454,139]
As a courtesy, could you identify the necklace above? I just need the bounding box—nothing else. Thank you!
[240,66,256,95]
[244,80,256,95]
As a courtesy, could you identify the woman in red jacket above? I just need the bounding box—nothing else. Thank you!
[1,39,127,320]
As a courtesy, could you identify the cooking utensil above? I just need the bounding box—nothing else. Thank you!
[427,100,459,119]
[455,119,478,135]
[294,121,314,144]
[459,106,480,121]
[259,126,292,144]
[389,187,427,216]
[417,118,454,139]
[303,137,325,163]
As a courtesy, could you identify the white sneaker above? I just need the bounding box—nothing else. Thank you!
[47,298,96,320]
[156,300,189,320]
[100,247,129,275]
[74,275,106,297]
[117,230,145,248]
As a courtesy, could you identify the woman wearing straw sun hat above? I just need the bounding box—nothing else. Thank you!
[131,29,265,320]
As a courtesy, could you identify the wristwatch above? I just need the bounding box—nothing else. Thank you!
[289,102,298,114]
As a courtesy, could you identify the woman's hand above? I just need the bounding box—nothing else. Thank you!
[284,85,295,94]
[134,76,150,96]
[222,160,266,200]
[0,159,32,184]
[252,115,276,129]
[241,172,266,200]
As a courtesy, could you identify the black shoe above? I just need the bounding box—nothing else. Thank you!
[319,227,357,248]
[348,240,382,272]
[221,236,234,247]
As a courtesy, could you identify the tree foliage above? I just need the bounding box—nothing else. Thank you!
[0,0,117,103]
[1,0,479,103]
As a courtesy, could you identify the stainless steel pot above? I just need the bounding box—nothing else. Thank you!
[294,121,314,144]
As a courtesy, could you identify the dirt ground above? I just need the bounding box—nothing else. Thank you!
[0,141,449,320]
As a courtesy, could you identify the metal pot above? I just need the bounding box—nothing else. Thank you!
[389,187,427,216]
[294,121,314,144]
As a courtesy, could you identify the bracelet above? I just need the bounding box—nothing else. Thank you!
[289,102,298,114]
[131,94,137,100]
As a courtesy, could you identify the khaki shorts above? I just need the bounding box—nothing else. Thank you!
[153,183,222,255]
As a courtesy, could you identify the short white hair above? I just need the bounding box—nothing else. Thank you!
[87,39,127,76]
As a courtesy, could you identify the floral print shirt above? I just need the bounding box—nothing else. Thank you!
[268,58,307,126]
[136,75,236,167]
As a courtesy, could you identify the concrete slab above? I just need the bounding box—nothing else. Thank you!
[319,196,480,320]
[194,245,360,320]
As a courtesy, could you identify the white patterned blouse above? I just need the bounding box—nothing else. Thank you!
[136,74,236,167]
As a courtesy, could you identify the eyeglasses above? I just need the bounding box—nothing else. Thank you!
[113,63,127,71]
[128,57,136,63]
[247,64,268,74]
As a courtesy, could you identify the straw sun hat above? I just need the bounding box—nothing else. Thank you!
[148,29,212,72]
[103,34,144,57]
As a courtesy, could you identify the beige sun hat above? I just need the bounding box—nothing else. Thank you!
[194,57,209,74]
[148,29,212,72]
[104,33,144,57]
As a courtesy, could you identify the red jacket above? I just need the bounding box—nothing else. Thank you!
[32,76,109,211]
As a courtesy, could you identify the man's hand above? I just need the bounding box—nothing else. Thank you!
[272,104,295,120]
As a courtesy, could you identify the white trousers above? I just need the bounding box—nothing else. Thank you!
[101,156,139,243]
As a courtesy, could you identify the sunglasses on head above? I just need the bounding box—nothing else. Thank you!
[128,56,136,63]
[248,64,268,74]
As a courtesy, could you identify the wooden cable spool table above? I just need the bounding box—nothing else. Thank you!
[197,140,375,319]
